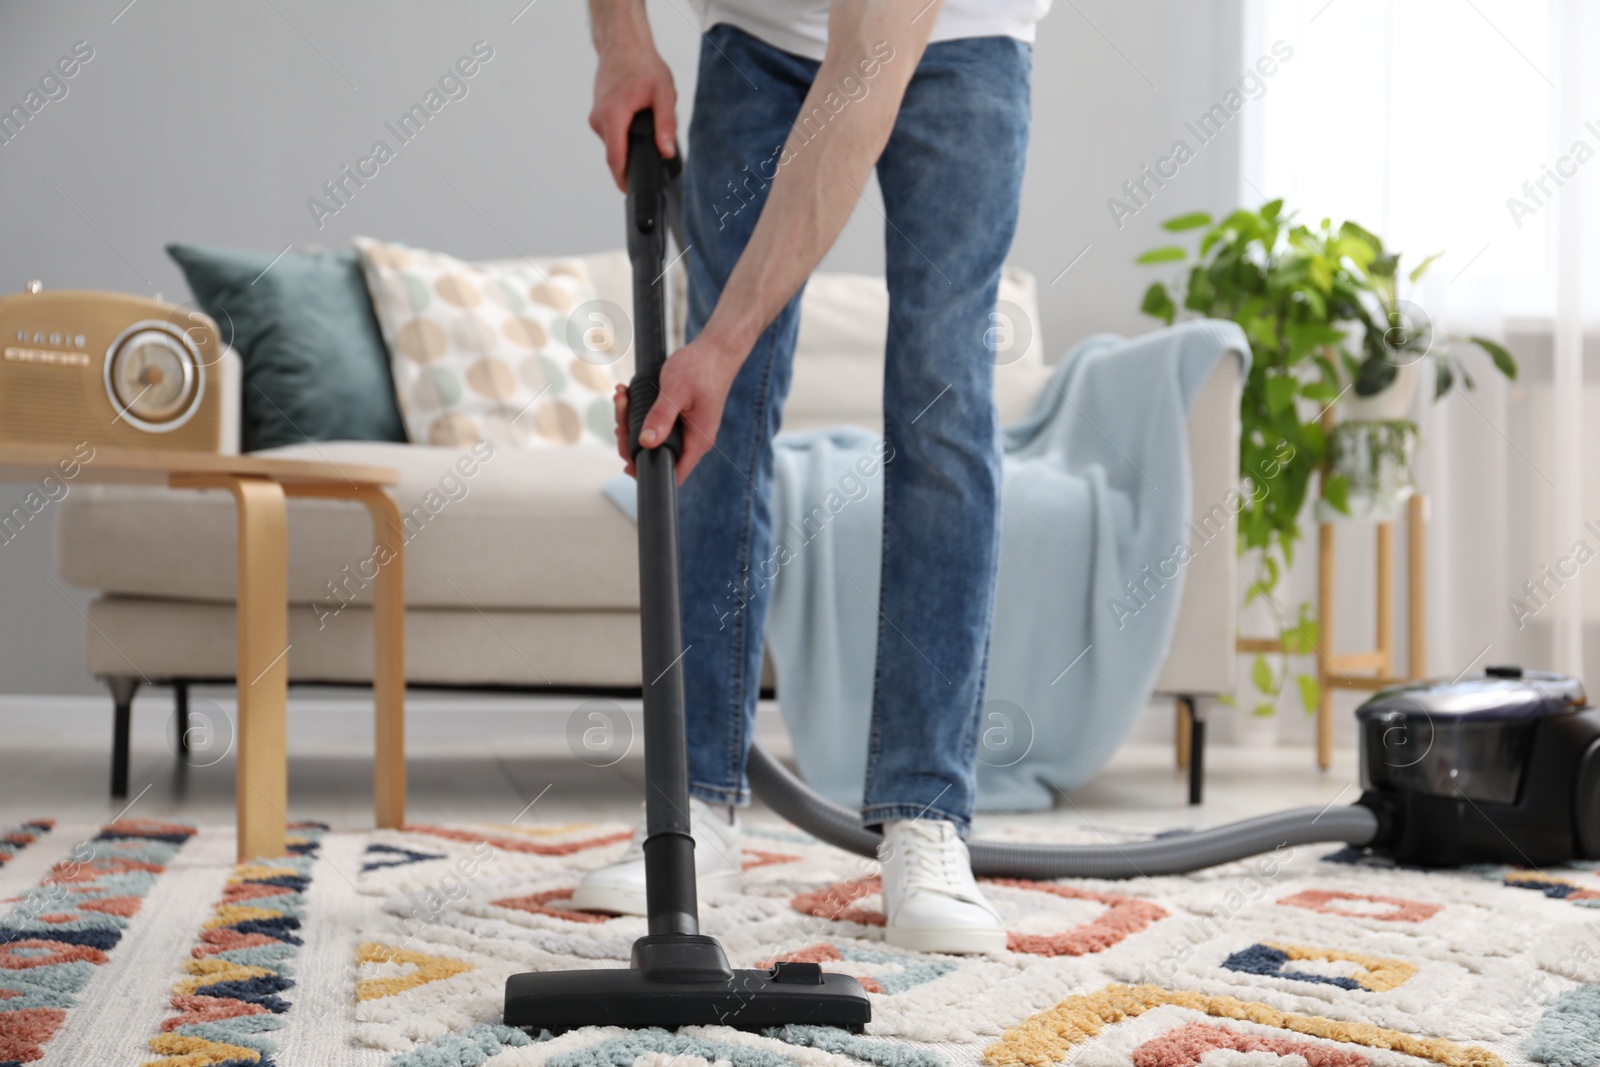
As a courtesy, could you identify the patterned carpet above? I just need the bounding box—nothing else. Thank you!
[3,813,1599,1067]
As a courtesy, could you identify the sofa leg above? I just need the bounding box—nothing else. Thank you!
[1179,695,1209,806]
[174,680,190,757]
[107,676,140,798]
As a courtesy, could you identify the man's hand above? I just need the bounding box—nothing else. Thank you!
[589,0,677,190]
[612,334,743,484]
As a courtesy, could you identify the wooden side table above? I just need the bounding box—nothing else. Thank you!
[2,444,405,859]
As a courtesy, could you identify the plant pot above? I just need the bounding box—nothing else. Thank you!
[1231,705,1280,748]
[1316,418,1417,523]
[1340,360,1421,421]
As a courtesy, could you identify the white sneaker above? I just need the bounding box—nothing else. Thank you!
[878,819,1007,955]
[569,797,744,915]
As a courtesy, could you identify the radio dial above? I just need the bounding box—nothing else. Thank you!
[105,322,203,430]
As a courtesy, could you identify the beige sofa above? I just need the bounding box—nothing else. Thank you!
[55,252,1240,801]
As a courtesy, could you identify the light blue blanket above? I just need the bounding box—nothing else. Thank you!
[605,319,1248,811]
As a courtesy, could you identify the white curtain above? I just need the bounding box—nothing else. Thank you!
[1239,0,1597,726]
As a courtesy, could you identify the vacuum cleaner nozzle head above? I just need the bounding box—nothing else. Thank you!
[503,961,872,1034]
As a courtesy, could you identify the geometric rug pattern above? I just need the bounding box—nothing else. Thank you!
[144,822,326,1067]
[3,816,1600,1066]
[0,821,53,872]
[0,818,197,1066]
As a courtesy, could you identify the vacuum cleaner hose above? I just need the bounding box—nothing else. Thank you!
[746,744,1381,879]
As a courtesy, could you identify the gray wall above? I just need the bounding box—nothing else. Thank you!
[0,0,1241,695]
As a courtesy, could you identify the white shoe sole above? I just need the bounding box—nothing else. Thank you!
[568,866,744,917]
[885,924,1008,955]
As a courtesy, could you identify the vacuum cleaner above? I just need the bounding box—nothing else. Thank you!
[503,111,1600,1033]
[752,666,1600,874]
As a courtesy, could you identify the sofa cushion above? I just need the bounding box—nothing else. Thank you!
[83,596,646,687]
[166,243,408,452]
[481,249,675,388]
[56,440,641,611]
[355,238,620,449]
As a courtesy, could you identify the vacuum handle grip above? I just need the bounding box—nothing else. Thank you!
[626,111,664,260]
[625,109,683,460]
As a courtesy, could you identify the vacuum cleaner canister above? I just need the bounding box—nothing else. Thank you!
[1357,667,1600,867]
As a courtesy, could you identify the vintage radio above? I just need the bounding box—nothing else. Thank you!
[0,283,224,451]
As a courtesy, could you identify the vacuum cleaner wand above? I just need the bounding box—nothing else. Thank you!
[625,106,696,943]
[503,111,873,1034]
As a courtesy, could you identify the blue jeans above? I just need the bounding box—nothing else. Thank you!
[677,24,1032,831]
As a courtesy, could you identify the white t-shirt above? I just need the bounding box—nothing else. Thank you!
[687,0,1051,62]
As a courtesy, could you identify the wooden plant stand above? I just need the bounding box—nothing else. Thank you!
[1237,492,1428,770]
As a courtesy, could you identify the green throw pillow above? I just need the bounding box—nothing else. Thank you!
[166,243,408,452]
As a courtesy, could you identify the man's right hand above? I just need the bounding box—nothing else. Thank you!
[588,1,677,191]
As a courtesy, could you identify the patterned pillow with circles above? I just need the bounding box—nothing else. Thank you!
[353,236,621,448]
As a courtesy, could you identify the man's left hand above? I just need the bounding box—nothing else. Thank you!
[612,333,744,484]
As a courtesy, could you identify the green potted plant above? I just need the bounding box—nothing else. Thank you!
[1138,202,1353,727]
[1136,202,1516,732]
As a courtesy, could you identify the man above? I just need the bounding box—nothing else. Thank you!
[572,0,1046,955]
